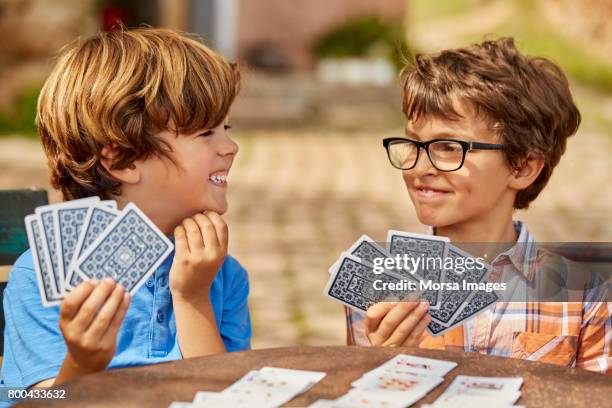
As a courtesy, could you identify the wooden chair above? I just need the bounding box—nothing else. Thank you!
[0,189,49,357]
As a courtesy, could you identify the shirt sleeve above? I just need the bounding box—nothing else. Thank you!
[576,274,611,374]
[1,250,66,388]
[219,256,252,352]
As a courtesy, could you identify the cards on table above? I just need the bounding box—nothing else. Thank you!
[307,354,456,408]
[24,197,174,307]
[324,232,500,336]
[167,367,326,408]
[425,375,524,407]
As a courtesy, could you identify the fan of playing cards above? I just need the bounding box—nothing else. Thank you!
[24,197,174,307]
[324,232,501,337]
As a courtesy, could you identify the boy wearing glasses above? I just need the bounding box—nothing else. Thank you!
[349,38,610,374]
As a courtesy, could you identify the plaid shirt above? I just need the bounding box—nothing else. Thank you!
[346,221,612,374]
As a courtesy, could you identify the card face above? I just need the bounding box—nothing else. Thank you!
[335,389,409,408]
[66,204,120,289]
[435,375,523,405]
[427,289,499,336]
[223,370,315,407]
[74,203,173,294]
[352,372,443,396]
[54,198,100,293]
[192,391,219,404]
[25,215,61,307]
[259,367,326,385]
[387,230,450,309]
[378,354,457,377]
[428,245,492,326]
[324,254,420,312]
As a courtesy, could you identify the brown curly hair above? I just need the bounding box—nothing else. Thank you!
[401,37,580,209]
[36,27,240,200]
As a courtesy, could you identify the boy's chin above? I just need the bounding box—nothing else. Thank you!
[414,209,454,229]
[199,201,228,215]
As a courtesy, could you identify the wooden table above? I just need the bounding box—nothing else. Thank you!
[17,346,611,407]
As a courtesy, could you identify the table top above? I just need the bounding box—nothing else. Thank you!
[17,346,611,407]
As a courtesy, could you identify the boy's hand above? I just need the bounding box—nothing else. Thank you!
[365,301,431,347]
[58,278,130,376]
[169,211,228,301]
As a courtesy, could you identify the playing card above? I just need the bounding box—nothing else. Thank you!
[351,371,443,398]
[73,202,173,294]
[221,369,320,408]
[334,389,409,408]
[35,207,63,297]
[66,203,120,290]
[359,366,430,381]
[167,402,193,408]
[331,235,391,273]
[54,198,101,294]
[374,354,457,378]
[324,254,420,312]
[306,399,354,408]
[387,230,450,309]
[426,394,522,407]
[428,245,492,327]
[25,215,62,307]
[259,367,326,385]
[427,289,499,336]
[434,375,522,405]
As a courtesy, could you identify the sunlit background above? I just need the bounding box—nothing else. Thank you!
[0,0,610,348]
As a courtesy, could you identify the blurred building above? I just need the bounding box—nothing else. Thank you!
[117,0,406,69]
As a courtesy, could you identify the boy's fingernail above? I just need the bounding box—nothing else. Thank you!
[104,277,114,284]
[420,302,429,311]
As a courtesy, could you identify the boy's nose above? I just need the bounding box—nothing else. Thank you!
[412,150,438,177]
[217,134,239,157]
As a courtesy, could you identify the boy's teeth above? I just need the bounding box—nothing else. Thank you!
[209,174,227,184]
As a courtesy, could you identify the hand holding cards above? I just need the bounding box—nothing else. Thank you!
[324,232,500,337]
[25,197,174,307]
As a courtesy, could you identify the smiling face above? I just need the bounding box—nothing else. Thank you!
[131,121,238,232]
[402,101,517,232]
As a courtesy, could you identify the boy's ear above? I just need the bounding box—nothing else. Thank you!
[100,145,141,185]
[508,153,545,191]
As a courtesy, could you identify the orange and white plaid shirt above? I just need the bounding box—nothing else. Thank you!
[346,221,612,374]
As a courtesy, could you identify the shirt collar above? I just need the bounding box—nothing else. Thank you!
[427,220,538,282]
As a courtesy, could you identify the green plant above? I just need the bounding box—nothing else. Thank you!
[0,87,40,137]
[312,16,411,70]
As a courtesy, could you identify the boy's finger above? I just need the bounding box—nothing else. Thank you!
[70,278,116,331]
[204,211,228,250]
[173,225,189,255]
[84,283,126,340]
[60,281,97,321]
[384,302,429,346]
[101,293,131,344]
[375,301,420,341]
[194,213,220,250]
[182,218,203,252]
[365,302,395,333]
[402,313,432,347]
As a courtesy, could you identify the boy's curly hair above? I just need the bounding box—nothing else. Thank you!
[401,37,580,209]
[36,27,240,200]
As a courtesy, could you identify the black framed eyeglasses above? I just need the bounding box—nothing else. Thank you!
[383,137,505,172]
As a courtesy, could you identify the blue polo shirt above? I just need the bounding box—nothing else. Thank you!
[0,249,251,390]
